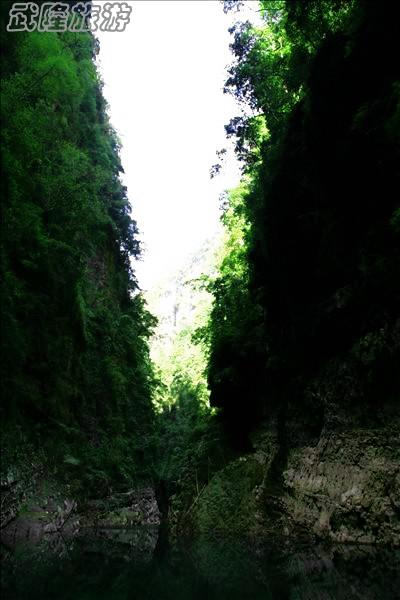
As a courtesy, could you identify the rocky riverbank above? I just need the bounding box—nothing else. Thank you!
[178,417,400,546]
[2,417,399,551]
[1,468,161,555]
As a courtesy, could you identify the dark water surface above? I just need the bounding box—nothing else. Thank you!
[2,527,399,599]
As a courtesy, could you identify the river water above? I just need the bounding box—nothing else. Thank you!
[2,527,399,599]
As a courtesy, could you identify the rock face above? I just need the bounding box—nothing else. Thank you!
[1,466,80,551]
[1,497,79,551]
[1,480,161,558]
[187,421,400,546]
[82,488,161,528]
[1,465,44,529]
[189,431,278,535]
[282,425,400,546]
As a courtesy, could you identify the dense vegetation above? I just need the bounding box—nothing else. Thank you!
[0,1,155,494]
[0,0,398,522]
[147,243,229,520]
[206,0,400,445]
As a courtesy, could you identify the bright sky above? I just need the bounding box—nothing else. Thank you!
[95,0,260,291]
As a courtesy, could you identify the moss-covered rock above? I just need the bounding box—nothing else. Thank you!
[190,455,266,534]
[174,418,399,546]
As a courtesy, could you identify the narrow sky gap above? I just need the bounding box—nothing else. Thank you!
[95,0,259,291]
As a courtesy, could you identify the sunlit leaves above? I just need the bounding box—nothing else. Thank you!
[1,23,155,491]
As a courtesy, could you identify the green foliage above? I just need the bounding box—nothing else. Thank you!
[207,0,400,441]
[1,0,398,508]
[204,180,265,439]
[0,17,156,493]
[147,245,231,516]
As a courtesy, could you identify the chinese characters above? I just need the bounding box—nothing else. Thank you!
[7,2,132,33]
